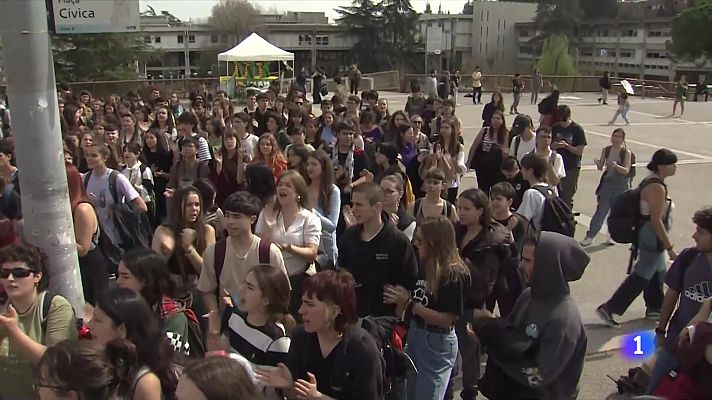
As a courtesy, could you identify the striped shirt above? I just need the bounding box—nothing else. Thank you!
[177,133,212,163]
[221,307,290,368]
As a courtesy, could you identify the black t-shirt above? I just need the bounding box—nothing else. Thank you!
[286,327,384,400]
[505,172,530,210]
[411,265,466,326]
[552,121,586,170]
[495,213,528,255]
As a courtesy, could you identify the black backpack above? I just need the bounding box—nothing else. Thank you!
[607,177,664,245]
[532,186,576,237]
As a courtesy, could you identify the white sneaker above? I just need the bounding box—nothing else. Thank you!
[580,237,594,247]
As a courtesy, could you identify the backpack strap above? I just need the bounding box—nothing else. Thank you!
[83,170,92,188]
[413,198,422,218]
[213,239,228,283]
[514,136,522,159]
[108,170,119,204]
[258,238,271,264]
[445,200,453,218]
[40,291,53,334]
[532,185,555,198]
[603,145,612,162]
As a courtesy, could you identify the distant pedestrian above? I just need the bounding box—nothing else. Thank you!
[598,71,612,105]
[311,67,325,105]
[609,91,631,125]
[296,67,307,94]
[510,73,523,114]
[426,69,439,99]
[347,64,362,95]
[438,71,452,100]
[471,66,483,104]
[452,70,461,105]
[531,67,542,104]
[672,75,688,117]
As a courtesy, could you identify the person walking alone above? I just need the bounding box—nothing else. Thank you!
[531,68,542,104]
[471,66,483,104]
[598,71,612,105]
[510,73,523,115]
[672,75,688,117]
[347,64,362,95]
[609,91,631,125]
[580,128,632,247]
[596,149,679,326]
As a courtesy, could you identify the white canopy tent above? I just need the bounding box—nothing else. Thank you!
[218,33,294,96]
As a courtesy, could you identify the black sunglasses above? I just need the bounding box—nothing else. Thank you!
[0,268,34,279]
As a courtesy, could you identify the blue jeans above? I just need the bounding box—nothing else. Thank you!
[611,105,630,123]
[586,179,628,238]
[406,321,458,400]
[646,348,679,394]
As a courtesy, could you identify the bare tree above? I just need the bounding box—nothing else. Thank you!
[209,0,262,45]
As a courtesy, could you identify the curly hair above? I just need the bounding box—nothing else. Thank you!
[693,206,712,233]
[0,242,49,290]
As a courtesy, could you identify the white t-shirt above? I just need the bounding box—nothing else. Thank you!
[529,149,567,179]
[85,168,140,244]
[255,208,322,276]
[240,133,259,163]
[516,182,549,226]
[509,135,536,163]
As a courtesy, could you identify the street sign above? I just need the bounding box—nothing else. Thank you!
[52,0,140,34]
[426,26,443,53]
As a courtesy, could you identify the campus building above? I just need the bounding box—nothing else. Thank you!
[138,11,356,79]
[416,1,538,74]
[516,17,712,82]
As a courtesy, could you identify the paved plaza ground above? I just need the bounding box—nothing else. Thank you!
[319,90,712,399]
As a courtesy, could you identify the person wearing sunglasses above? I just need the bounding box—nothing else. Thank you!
[0,242,78,400]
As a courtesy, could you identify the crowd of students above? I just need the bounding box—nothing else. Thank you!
[0,77,709,400]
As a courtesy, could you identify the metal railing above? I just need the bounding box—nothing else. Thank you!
[400,74,685,98]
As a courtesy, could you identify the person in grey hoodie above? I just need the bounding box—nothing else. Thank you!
[470,231,589,399]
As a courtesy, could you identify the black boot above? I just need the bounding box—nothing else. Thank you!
[605,273,649,316]
[643,271,665,313]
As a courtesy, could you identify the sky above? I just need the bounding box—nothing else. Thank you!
[141,0,468,22]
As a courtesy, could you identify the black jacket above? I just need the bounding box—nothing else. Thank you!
[337,212,418,317]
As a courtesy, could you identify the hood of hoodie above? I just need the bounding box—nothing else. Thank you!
[530,232,589,302]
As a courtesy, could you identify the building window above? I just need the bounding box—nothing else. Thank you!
[154,36,161,43]
[316,36,329,46]
[581,48,593,56]
[519,30,529,37]
[649,31,662,37]
[646,51,666,59]
[177,35,184,43]
[599,30,609,37]
[298,34,312,45]
[188,35,195,43]
[622,29,638,37]
[143,36,151,43]
[211,34,218,43]
[620,51,633,58]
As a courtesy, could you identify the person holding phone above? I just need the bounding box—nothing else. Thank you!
[467,111,510,195]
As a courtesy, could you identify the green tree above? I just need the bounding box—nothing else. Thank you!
[668,0,712,60]
[336,0,384,71]
[538,34,576,76]
[382,0,420,69]
[534,0,584,39]
[424,2,432,14]
[462,1,473,15]
[209,0,261,46]
[52,34,157,82]
[579,0,618,19]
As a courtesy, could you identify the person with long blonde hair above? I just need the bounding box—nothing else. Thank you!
[384,216,469,400]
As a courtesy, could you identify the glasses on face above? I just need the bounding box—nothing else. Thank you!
[0,268,34,279]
